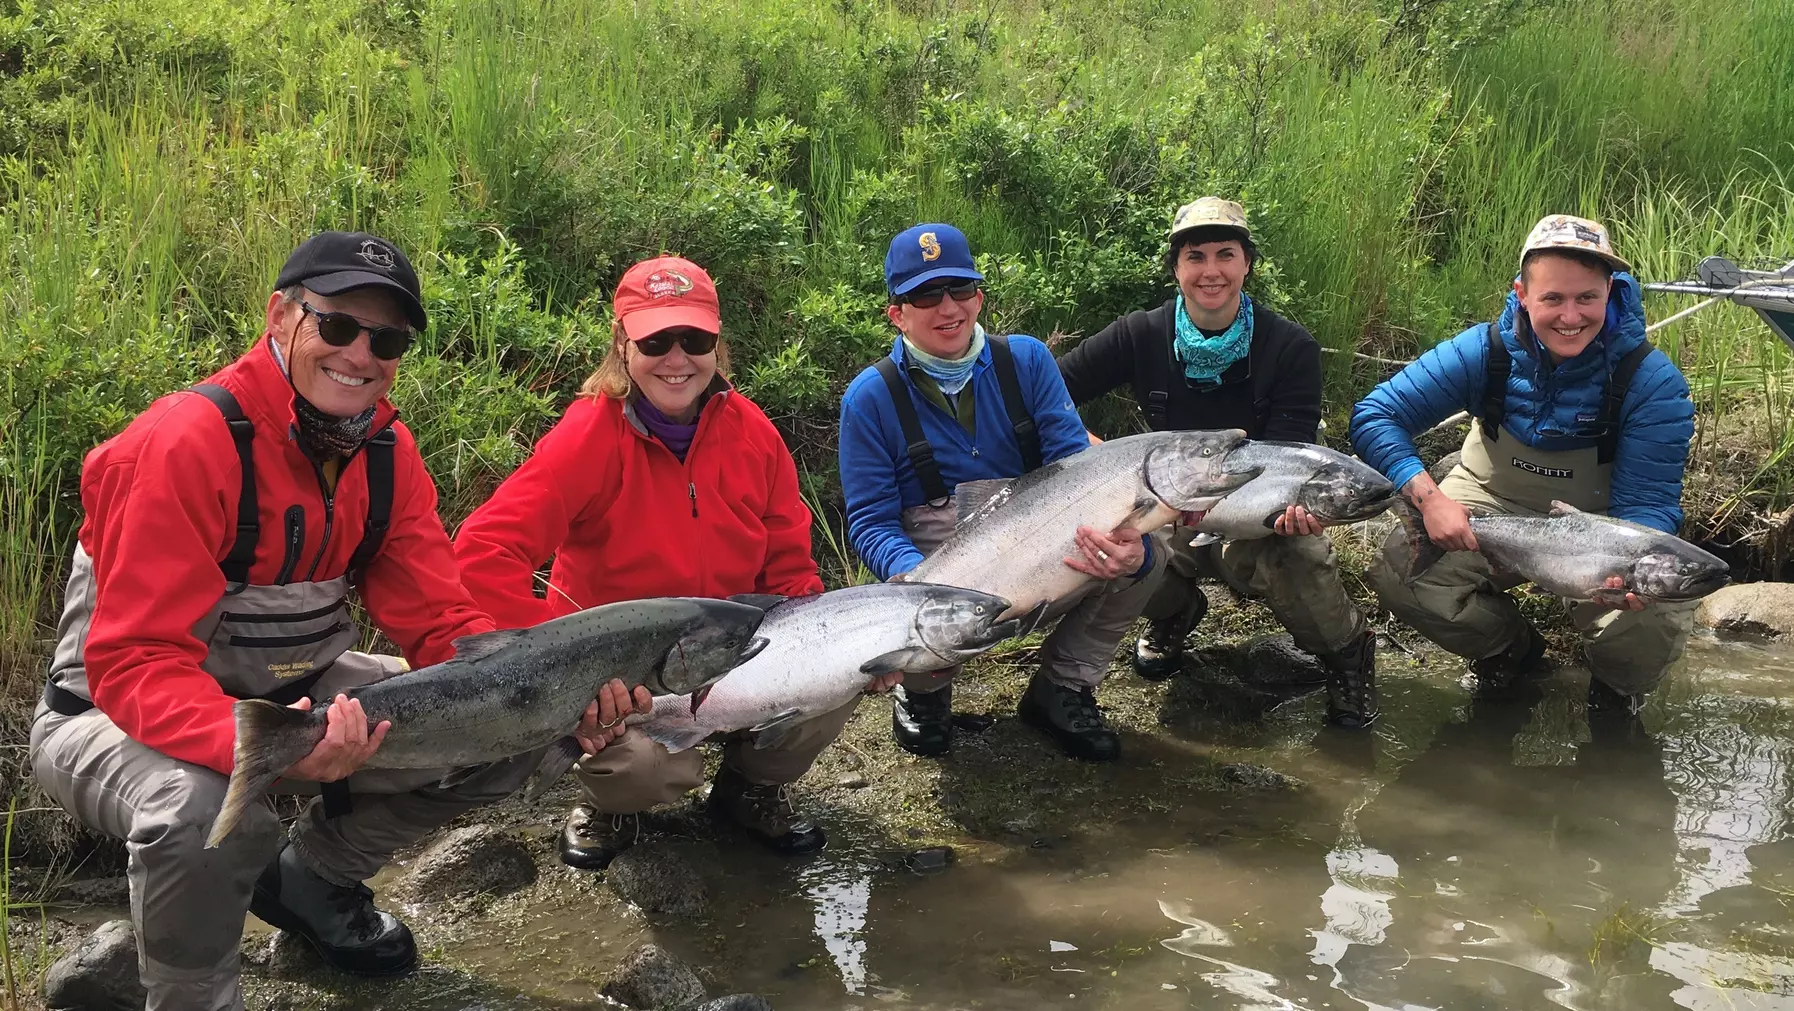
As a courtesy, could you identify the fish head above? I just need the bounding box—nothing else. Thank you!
[1629,543,1732,602]
[914,587,1019,662]
[1296,458,1398,524]
[650,598,770,696]
[1145,429,1258,511]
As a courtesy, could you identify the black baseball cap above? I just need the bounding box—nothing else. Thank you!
[274,231,428,332]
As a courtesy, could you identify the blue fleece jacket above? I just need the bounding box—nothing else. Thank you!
[840,334,1091,580]
[1349,273,1694,533]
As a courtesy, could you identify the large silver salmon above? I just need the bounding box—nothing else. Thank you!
[633,583,1019,753]
[1389,500,1731,605]
[1188,441,1396,544]
[907,430,1256,616]
[206,597,768,847]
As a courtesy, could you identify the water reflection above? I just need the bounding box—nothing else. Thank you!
[800,854,872,994]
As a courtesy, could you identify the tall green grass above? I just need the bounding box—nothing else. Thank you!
[2,0,1792,675]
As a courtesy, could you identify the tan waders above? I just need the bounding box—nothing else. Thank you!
[1370,421,1696,697]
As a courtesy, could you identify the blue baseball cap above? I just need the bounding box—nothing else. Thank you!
[885,223,984,297]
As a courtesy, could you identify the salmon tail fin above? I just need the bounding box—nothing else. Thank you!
[206,700,323,849]
[1390,499,1446,579]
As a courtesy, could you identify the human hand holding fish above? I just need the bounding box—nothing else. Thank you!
[1065,525,1145,580]
[574,680,654,754]
[864,671,905,694]
[1271,504,1326,536]
[1410,479,1479,552]
[1595,575,1647,612]
[280,694,389,783]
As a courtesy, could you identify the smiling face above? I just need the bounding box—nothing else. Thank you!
[1172,236,1252,325]
[885,284,985,359]
[1515,253,1612,363]
[624,326,718,423]
[265,287,405,418]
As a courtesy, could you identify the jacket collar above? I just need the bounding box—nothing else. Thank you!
[1497,272,1648,377]
[231,334,400,440]
[620,374,733,440]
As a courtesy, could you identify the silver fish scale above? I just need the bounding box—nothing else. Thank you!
[1470,511,1675,599]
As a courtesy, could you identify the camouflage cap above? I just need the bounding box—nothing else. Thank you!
[1520,214,1631,274]
[1169,197,1251,243]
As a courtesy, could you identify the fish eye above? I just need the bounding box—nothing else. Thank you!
[974,605,985,615]
[1201,448,1212,456]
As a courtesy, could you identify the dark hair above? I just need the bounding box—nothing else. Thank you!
[1520,248,1614,285]
[1164,226,1258,276]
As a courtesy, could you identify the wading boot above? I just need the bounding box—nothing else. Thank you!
[1322,629,1379,730]
[708,764,826,855]
[1132,588,1209,682]
[891,684,953,757]
[1469,623,1546,697]
[250,838,417,977]
[1017,675,1120,762]
[559,803,640,871]
[1585,676,1647,718]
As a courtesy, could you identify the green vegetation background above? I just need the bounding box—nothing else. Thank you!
[3,0,1792,680]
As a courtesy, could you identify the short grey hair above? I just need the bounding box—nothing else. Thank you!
[277,284,310,304]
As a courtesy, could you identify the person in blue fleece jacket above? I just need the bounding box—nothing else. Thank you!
[1350,215,1698,715]
[838,223,1166,763]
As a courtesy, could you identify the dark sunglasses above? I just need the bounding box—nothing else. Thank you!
[300,301,414,361]
[634,327,719,357]
[898,280,980,309]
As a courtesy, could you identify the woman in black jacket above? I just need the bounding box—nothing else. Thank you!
[1056,197,1377,729]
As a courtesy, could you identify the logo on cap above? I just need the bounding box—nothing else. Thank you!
[1571,222,1604,245]
[645,270,694,299]
[357,240,396,270]
[919,232,942,262]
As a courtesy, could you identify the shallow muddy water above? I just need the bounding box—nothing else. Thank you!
[339,634,1790,1011]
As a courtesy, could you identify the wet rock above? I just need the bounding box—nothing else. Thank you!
[607,844,709,918]
[694,996,774,1011]
[1219,763,1304,791]
[1696,582,1794,638]
[835,772,869,789]
[402,823,536,901]
[43,919,145,1011]
[1192,634,1328,687]
[262,929,325,978]
[600,942,707,1009]
[904,846,956,873]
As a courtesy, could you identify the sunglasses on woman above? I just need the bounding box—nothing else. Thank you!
[300,301,414,361]
[898,280,980,309]
[634,327,720,357]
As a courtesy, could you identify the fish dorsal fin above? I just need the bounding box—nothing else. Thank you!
[449,628,527,663]
[728,593,789,612]
[955,478,1016,525]
[1548,500,1582,517]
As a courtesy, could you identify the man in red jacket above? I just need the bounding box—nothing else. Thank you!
[28,232,640,1011]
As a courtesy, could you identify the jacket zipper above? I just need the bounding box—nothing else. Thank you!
[274,506,305,585]
[688,481,698,518]
[300,418,396,583]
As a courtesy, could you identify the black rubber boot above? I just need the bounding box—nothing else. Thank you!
[559,803,640,871]
[250,838,417,977]
[1469,623,1546,696]
[1323,630,1380,730]
[1585,676,1647,718]
[891,684,954,757]
[1017,675,1120,762]
[708,764,827,855]
[1132,588,1208,682]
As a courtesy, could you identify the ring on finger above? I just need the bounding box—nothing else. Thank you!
[1096,549,1109,562]
[598,715,624,730]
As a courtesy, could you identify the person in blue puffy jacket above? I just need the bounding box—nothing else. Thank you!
[1349,214,1697,715]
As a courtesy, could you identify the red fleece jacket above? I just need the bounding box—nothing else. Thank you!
[453,390,823,630]
[75,337,494,774]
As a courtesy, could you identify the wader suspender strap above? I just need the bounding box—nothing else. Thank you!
[1598,342,1653,465]
[345,428,396,585]
[1480,321,1510,443]
[986,334,1042,472]
[874,356,951,506]
[190,384,259,585]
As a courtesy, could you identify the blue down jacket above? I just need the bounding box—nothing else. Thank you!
[1349,273,1694,533]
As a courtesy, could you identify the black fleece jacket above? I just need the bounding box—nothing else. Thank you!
[1056,297,1323,442]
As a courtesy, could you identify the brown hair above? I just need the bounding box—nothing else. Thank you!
[579,322,732,399]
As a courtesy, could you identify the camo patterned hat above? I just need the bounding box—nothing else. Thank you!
[1168,197,1251,243]
[1520,214,1631,274]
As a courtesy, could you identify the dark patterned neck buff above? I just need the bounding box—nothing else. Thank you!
[268,337,376,458]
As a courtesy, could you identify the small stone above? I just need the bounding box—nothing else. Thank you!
[263,929,324,977]
[607,845,709,918]
[904,846,956,873]
[1219,763,1304,791]
[835,772,869,789]
[43,919,145,1011]
[401,824,536,901]
[601,942,707,1009]
[693,996,774,1011]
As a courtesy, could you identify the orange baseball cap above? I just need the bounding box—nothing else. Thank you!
[613,256,721,340]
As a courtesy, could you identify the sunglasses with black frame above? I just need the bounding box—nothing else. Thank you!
[299,300,415,361]
[632,326,720,357]
[893,279,980,309]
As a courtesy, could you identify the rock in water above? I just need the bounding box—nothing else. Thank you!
[1696,582,1794,638]
[601,942,707,1009]
[1190,634,1327,687]
[695,997,775,1011]
[43,919,145,1011]
[402,824,537,900]
[1219,763,1304,791]
[606,844,709,918]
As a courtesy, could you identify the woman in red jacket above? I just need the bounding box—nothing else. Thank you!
[455,256,869,867]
